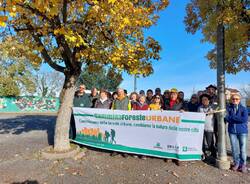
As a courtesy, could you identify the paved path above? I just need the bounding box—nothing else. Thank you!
[0,115,249,184]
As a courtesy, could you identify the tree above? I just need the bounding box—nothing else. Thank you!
[0,0,168,152]
[241,84,250,98]
[78,66,122,91]
[0,38,37,96]
[35,71,64,97]
[184,0,249,74]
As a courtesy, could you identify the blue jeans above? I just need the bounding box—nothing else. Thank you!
[229,133,248,166]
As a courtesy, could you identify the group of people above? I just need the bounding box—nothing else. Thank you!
[71,84,248,173]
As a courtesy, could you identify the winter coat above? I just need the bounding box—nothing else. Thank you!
[225,103,248,134]
[73,92,92,108]
[94,98,112,109]
[132,102,149,110]
[112,96,131,110]
[198,105,215,132]
[186,102,199,112]
[164,100,183,111]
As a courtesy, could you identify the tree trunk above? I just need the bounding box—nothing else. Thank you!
[54,73,78,152]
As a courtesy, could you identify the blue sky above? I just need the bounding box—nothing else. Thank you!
[119,0,250,98]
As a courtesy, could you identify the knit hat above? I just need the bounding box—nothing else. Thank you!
[170,88,178,93]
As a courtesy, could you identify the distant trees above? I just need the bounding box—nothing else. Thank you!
[34,71,64,97]
[78,66,122,91]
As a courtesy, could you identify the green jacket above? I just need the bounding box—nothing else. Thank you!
[112,96,131,110]
[73,93,92,108]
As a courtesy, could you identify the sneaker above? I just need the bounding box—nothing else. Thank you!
[201,154,206,161]
[164,158,171,163]
[231,164,239,171]
[173,159,182,166]
[140,156,147,160]
[110,152,118,157]
[240,165,248,173]
[122,153,129,158]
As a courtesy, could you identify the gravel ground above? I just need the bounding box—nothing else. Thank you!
[0,115,249,184]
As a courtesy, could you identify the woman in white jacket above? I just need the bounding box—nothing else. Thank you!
[198,94,217,160]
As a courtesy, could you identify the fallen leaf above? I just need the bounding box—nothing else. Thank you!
[172,171,179,178]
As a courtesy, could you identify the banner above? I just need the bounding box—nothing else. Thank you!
[72,108,205,161]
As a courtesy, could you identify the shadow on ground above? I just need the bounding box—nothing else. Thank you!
[11,180,39,184]
[0,115,56,145]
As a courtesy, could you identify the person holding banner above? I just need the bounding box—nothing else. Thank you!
[129,92,139,107]
[186,94,199,112]
[146,89,154,105]
[111,88,131,157]
[149,95,162,110]
[225,94,248,173]
[164,88,183,111]
[132,95,149,110]
[164,88,184,166]
[70,84,92,139]
[198,94,217,161]
[94,89,112,109]
[112,88,131,110]
[132,95,149,159]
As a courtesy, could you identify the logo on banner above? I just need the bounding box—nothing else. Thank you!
[182,146,198,152]
[153,142,163,150]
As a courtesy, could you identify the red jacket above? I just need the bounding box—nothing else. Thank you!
[132,102,149,110]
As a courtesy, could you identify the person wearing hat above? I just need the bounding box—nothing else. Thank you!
[206,84,218,105]
[164,88,184,111]
[198,93,217,161]
[94,89,112,109]
[164,88,184,166]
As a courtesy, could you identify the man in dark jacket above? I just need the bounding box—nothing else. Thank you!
[73,84,92,108]
[70,84,92,139]
[225,94,248,173]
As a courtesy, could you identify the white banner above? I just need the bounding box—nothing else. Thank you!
[72,108,205,160]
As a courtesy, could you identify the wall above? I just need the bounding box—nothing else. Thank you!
[0,96,60,113]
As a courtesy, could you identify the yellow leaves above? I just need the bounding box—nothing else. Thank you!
[123,17,130,25]
[0,21,6,27]
[108,0,117,4]
[9,12,16,17]
[65,34,77,42]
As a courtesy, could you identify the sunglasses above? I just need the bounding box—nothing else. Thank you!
[232,98,240,101]
[155,97,160,99]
